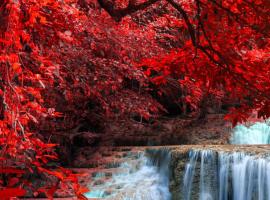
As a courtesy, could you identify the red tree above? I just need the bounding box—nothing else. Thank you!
[0,0,269,198]
[120,0,270,124]
[0,0,165,197]
[0,0,91,198]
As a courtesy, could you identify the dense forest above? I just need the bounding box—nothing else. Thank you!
[0,0,269,199]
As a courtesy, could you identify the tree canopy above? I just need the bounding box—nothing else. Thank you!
[0,0,269,198]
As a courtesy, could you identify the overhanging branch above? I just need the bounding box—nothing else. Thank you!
[97,0,160,21]
[97,0,270,99]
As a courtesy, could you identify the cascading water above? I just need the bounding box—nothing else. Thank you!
[230,121,270,144]
[182,150,270,200]
[85,149,171,200]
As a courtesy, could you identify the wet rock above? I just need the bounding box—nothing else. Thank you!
[105,162,121,169]
[73,132,101,147]
[93,179,105,185]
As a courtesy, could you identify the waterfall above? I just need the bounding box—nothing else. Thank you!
[85,149,171,200]
[183,151,199,200]
[85,147,270,200]
[231,121,270,144]
[182,150,270,200]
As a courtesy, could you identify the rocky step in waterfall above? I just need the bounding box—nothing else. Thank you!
[83,145,270,200]
[84,121,270,200]
[181,150,270,200]
[85,148,171,199]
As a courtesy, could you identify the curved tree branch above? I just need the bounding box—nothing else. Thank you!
[166,0,197,46]
[97,0,160,21]
[96,0,270,99]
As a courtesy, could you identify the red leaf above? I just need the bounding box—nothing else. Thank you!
[0,168,24,174]
[0,188,26,198]
[8,177,19,187]
[151,76,166,85]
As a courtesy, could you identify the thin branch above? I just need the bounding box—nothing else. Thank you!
[166,0,197,46]
[209,0,269,37]
[166,0,270,100]
[97,0,270,101]
[97,0,160,21]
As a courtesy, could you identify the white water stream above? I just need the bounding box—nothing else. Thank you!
[231,121,270,144]
[182,150,270,200]
[85,119,270,199]
[85,149,270,200]
[85,151,171,200]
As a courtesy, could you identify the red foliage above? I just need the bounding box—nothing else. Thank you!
[0,0,89,198]
[0,0,163,197]
[0,188,26,199]
[136,0,270,123]
[0,0,269,198]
